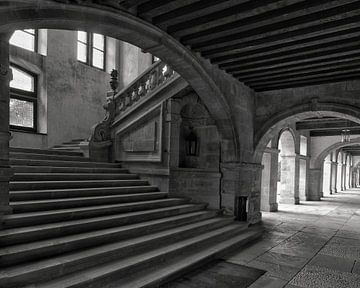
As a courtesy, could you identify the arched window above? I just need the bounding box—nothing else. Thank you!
[9,65,37,131]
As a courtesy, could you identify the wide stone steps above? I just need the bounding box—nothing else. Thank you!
[5,195,176,227]
[10,152,91,162]
[11,165,129,174]
[0,215,224,273]
[10,193,172,213]
[10,147,83,157]
[10,158,122,168]
[12,172,139,181]
[10,179,149,191]
[0,221,251,288]
[0,204,207,244]
[10,185,159,201]
[114,227,262,288]
[1,146,260,287]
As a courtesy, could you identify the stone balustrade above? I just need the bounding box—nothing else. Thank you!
[114,60,176,117]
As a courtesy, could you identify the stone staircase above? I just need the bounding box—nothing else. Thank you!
[52,139,86,153]
[0,147,262,288]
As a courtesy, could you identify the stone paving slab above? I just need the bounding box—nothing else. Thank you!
[162,260,265,288]
[289,265,360,288]
[255,251,308,269]
[308,254,355,273]
[248,275,288,288]
[319,237,360,260]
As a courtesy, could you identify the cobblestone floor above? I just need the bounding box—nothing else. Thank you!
[226,189,360,288]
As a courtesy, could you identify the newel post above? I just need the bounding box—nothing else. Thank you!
[0,34,13,226]
[89,69,118,162]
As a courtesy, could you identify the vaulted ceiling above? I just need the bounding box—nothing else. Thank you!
[119,0,360,92]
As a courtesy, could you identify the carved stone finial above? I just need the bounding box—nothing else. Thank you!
[109,69,118,93]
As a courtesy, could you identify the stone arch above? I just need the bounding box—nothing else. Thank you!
[254,102,360,163]
[314,137,360,169]
[0,1,239,161]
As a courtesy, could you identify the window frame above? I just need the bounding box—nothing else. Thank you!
[77,31,106,71]
[9,64,38,132]
[9,29,38,53]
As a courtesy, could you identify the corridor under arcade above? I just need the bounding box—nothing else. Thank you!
[228,189,360,288]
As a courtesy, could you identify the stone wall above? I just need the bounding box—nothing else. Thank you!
[9,29,153,149]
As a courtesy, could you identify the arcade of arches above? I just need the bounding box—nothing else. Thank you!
[1,1,360,287]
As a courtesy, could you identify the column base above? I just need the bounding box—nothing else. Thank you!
[261,202,278,212]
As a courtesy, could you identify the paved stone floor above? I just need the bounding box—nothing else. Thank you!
[226,188,360,288]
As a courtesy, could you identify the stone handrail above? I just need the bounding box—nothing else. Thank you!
[88,61,176,161]
[114,60,176,117]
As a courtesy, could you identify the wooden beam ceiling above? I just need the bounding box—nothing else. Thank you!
[129,0,360,91]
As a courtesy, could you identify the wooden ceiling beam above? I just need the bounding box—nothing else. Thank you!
[191,4,360,53]
[211,27,360,65]
[179,0,342,44]
[225,47,360,73]
[238,59,360,83]
[252,72,360,91]
[198,13,360,57]
[151,0,243,28]
[219,37,360,70]
[231,52,360,77]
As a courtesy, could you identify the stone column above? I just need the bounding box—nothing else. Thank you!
[308,168,322,200]
[220,162,262,224]
[349,165,353,188]
[279,154,299,204]
[260,147,279,212]
[330,161,337,193]
[322,159,332,195]
[342,164,347,191]
[0,34,13,224]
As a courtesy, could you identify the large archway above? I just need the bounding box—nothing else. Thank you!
[0,1,239,162]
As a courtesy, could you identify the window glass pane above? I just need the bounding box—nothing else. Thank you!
[92,49,104,69]
[9,30,35,52]
[10,66,35,92]
[24,29,35,35]
[10,98,34,128]
[77,31,87,43]
[77,42,87,62]
[93,33,104,50]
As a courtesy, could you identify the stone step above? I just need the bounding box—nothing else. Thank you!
[10,179,148,191]
[51,146,82,151]
[0,214,223,268]
[115,227,262,288]
[5,223,255,288]
[10,158,121,168]
[10,147,83,157]
[0,204,206,245]
[11,165,129,174]
[10,152,90,162]
[10,185,159,201]
[10,192,170,213]
[12,173,138,181]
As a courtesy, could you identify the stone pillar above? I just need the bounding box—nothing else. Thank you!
[220,162,262,224]
[330,161,337,193]
[322,159,332,195]
[0,34,13,224]
[349,166,353,188]
[279,154,299,204]
[341,164,346,191]
[260,148,279,212]
[308,168,322,200]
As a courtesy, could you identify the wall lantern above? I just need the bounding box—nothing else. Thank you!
[185,127,198,156]
[341,129,351,143]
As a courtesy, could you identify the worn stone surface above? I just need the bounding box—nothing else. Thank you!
[227,188,360,288]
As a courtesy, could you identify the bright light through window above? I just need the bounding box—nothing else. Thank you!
[77,31,105,70]
[9,30,36,52]
[10,66,35,92]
